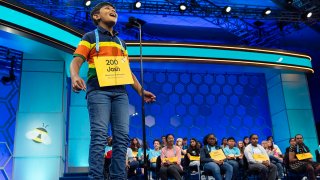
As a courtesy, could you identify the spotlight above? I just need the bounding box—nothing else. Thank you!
[302,11,312,19]
[223,6,232,13]
[134,1,142,9]
[84,0,91,7]
[179,3,187,11]
[263,8,271,16]
[307,12,312,18]
[287,0,293,4]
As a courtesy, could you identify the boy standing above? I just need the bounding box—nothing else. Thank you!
[70,2,156,179]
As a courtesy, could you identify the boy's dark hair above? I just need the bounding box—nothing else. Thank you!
[153,139,161,144]
[90,2,115,25]
[227,137,235,142]
[249,134,258,139]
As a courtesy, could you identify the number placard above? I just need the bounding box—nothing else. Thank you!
[94,56,134,87]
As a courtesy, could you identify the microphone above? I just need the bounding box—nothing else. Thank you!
[126,16,146,28]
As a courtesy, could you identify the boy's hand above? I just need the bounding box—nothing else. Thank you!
[71,75,86,92]
[143,90,156,103]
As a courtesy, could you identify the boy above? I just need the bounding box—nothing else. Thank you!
[70,2,156,179]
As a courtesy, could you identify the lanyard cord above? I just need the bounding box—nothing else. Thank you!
[94,29,124,54]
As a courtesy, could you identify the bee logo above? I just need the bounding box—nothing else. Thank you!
[26,123,52,145]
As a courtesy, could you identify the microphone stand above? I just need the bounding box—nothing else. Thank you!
[130,21,148,180]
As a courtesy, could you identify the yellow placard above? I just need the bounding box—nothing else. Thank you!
[94,56,134,87]
[209,149,226,161]
[190,156,200,161]
[150,157,157,163]
[252,154,269,161]
[163,157,178,163]
[296,153,313,160]
[132,151,138,158]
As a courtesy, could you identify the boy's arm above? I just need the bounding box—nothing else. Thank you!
[70,56,86,92]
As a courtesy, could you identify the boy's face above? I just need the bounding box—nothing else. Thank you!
[227,139,235,148]
[94,5,117,26]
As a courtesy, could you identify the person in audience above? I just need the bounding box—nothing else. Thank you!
[126,147,140,178]
[237,140,245,167]
[221,137,228,149]
[137,142,150,175]
[149,139,161,169]
[243,136,250,147]
[223,137,241,180]
[200,133,233,180]
[186,138,200,173]
[266,140,284,179]
[182,137,188,150]
[161,135,167,148]
[261,140,268,148]
[244,134,277,180]
[196,141,202,149]
[289,134,320,180]
[237,141,245,155]
[285,138,296,153]
[160,134,183,180]
[130,138,140,160]
[176,138,187,156]
[267,136,282,156]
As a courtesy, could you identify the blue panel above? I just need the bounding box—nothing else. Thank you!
[126,69,272,145]
[14,112,64,157]
[281,73,306,82]
[267,83,285,115]
[22,60,64,73]
[276,139,290,155]
[19,72,64,112]
[68,139,90,167]
[0,5,80,47]
[282,77,312,109]
[69,107,90,139]
[70,89,87,106]
[287,110,317,138]
[271,111,290,142]
[13,157,62,180]
[303,138,319,160]
[128,46,312,68]
[266,74,281,89]
[0,72,20,180]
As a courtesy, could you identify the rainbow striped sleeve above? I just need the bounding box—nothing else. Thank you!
[74,33,92,61]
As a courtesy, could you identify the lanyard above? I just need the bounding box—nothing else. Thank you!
[207,145,217,152]
[296,144,308,153]
[94,29,124,53]
[251,145,262,154]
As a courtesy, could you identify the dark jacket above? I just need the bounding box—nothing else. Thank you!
[200,145,220,165]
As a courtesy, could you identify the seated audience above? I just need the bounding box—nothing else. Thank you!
[200,133,233,180]
[267,136,283,157]
[244,134,277,180]
[126,147,139,178]
[243,136,250,147]
[130,138,141,160]
[148,139,161,169]
[266,140,284,179]
[186,138,200,172]
[223,137,241,180]
[182,137,188,150]
[221,137,228,149]
[289,134,320,180]
[160,134,183,180]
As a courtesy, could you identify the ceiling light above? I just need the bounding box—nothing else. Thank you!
[84,0,91,7]
[135,1,142,9]
[179,3,187,11]
[263,8,271,16]
[223,6,232,13]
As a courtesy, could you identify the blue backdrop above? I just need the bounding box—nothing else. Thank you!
[127,68,272,145]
